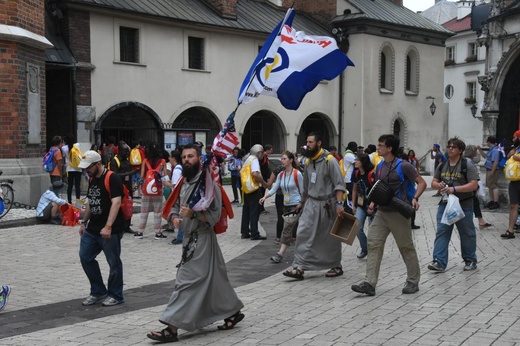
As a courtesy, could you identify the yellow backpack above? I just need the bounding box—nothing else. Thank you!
[240,157,260,194]
[130,148,142,166]
[69,144,83,170]
[371,153,383,170]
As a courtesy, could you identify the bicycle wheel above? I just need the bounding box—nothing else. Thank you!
[0,183,14,219]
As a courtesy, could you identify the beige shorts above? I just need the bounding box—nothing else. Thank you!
[486,170,499,189]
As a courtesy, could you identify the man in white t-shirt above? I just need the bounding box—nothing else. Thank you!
[240,144,268,240]
[343,141,357,204]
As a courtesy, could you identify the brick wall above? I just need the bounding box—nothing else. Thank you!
[60,9,91,106]
[204,0,238,19]
[0,41,46,158]
[0,0,46,159]
[281,0,336,26]
[0,0,45,36]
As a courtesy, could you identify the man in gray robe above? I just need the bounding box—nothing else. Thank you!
[147,144,244,343]
[283,132,346,280]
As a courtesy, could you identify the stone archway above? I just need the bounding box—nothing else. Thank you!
[496,54,520,146]
[95,101,163,147]
[168,107,221,148]
[297,113,335,149]
[242,111,286,153]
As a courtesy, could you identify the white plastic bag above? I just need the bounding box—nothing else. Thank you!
[477,180,486,197]
[441,194,465,225]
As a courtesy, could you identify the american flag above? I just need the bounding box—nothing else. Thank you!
[188,111,239,211]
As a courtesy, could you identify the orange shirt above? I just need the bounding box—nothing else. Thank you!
[50,146,63,176]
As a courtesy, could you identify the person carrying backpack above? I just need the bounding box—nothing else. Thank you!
[477,136,501,210]
[350,153,376,259]
[429,137,479,273]
[135,142,168,240]
[352,134,426,296]
[46,136,64,184]
[65,135,83,204]
[259,151,303,263]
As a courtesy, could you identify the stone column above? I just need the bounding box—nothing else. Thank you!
[480,110,498,144]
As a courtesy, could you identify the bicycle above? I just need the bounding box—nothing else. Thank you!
[0,170,14,219]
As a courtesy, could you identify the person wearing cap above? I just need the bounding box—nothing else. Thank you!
[240,144,269,240]
[78,150,126,307]
[477,136,501,210]
[35,181,69,224]
[502,130,520,239]
[431,144,446,196]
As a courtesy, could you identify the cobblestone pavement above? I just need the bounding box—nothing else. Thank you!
[1,179,519,345]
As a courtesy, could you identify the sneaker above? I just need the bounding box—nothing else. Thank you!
[231,199,239,204]
[463,260,477,271]
[0,286,11,312]
[411,225,421,230]
[154,233,167,240]
[270,253,283,263]
[488,202,500,210]
[427,261,445,273]
[485,201,494,208]
[170,238,183,245]
[402,281,419,294]
[357,251,368,259]
[241,234,251,239]
[134,232,144,239]
[82,294,108,306]
[50,217,61,225]
[251,235,267,240]
[351,282,375,296]
[101,297,124,307]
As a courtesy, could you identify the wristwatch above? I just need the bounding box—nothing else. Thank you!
[336,200,343,206]
[413,196,419,201]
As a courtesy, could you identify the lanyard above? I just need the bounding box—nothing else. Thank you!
[283,168,293,193]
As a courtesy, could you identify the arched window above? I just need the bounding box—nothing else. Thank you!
[379,43,395,93]
[405,47,419,95]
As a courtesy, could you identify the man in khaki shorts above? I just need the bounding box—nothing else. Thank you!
[478,136,500,210]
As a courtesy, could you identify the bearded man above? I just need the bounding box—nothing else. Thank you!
[147,144,244,343]
[282,132,346,280]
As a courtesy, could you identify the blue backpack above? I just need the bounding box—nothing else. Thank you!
[376,159,416,204]
[42,148,58,173]
[498,148,507,170]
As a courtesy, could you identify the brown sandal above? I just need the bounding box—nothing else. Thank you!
[147,327,178,343]
[325,267,344,277]
[283,267,304,280]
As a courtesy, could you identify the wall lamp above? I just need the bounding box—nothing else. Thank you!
[470,104,479,118]
[426,96,436,116]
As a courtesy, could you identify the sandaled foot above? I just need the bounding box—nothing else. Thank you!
[147,327,178,343]
[325,267,343,278]
[217,311,245,330]
[501,231,515,239]
[479,223,492,229]
[282,267,304,280]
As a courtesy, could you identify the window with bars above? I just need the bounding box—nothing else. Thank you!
[119,26,139,63]
[188,36,205,70]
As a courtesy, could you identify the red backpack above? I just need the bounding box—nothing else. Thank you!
[162,177,234,234]
[90,171,133,220]
[277,169,300,190]
[142,159,164,196]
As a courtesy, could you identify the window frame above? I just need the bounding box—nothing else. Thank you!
[379,43,395,94]
[446,46,455,61]
[183,31,210,72]
[113,20,145,66]
[405,47,420,96]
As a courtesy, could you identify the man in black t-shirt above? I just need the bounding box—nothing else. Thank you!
[78,150,126,307]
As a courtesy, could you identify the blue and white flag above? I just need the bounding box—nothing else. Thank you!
[238,8,354,110]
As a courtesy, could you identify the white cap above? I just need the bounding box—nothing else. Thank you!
[78,150,102,169]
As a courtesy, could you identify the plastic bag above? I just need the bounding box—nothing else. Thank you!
[477,180,486,197]
[61,204,80,226]
[441,194,465,225]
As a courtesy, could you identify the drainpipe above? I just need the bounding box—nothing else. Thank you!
[338,71,344,151]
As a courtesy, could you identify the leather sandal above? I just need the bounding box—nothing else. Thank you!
[500,231,515,239]
[147,327,178,343]
[325,267,344,278]
[282,267,304,280]
[217,311,245,330]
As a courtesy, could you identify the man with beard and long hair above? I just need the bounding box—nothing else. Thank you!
[502,130,520,239]
[148,144,244,343]
[78,150,126,306]
[282,132,346,280]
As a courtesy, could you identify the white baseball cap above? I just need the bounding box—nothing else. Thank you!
[78,150,102,169]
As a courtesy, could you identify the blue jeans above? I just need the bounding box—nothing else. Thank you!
[176,226,183,241]
[355,207,373,253]
[241,189,261,237]
[79,231,124,301]
[433,204,477,269]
